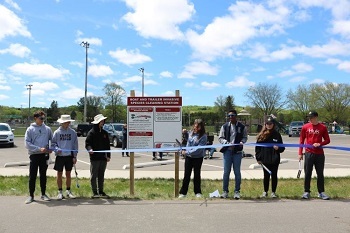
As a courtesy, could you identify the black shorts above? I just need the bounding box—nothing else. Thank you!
[54,156,74,172]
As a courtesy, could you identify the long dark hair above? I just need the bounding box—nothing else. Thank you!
[256,122,276,142]
[192,118,206,139]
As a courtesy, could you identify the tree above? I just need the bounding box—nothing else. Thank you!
[225,95,235,113]
[245,83,287,119]
[214,95,235,122]
[310,82,350,124]
[47,100,60,123]
[77,96,104,122]
[286,85,312,120]
[103,83,126,122]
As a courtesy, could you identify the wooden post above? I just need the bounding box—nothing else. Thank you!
[129,90,135,196]
[175,90,180,197]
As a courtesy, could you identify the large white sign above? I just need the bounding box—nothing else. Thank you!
[127,97,182,150]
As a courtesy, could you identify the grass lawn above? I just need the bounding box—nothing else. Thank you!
[1,176,350,200]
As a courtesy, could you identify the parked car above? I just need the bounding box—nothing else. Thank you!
[288,121,304,137]
[76,123,93,137]
[0,123,15,147]
[103,123,123,147]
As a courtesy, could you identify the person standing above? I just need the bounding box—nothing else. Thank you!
[51,115,78,200]
[179,119,207,198]
[85,114,111,198]
[255,117,285,198]
[299,111,331,200]
[218,109,248,199]
[24,110,53,204]
[122,123,129,157]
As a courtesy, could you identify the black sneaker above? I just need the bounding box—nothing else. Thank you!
[99,192,110,199]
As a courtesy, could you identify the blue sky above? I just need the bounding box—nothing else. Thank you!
[1,0,350,109]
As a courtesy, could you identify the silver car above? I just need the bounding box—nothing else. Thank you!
[0,123,15,147]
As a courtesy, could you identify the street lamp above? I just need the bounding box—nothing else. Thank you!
[139,67,144,97]
[80,41,89,123]
[26,84,33,124]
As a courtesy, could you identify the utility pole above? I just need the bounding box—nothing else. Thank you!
[26,84,33,124]
[80,41,89,122]
[139,67,144,97]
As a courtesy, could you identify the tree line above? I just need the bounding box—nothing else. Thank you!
[1,82,349,128]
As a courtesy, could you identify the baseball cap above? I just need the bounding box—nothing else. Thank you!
[308,111,318,117]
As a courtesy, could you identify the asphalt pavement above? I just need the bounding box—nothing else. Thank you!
[0,135,350,233]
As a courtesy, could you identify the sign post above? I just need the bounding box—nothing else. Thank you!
[127,91,182,196]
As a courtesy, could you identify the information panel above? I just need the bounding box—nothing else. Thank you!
[127,97,182,150]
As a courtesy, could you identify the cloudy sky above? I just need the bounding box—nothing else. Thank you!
[1,0,350,109]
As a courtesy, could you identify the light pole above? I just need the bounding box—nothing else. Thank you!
[26,84,33,124]
[139,67,144,97]
[80,41,89,123]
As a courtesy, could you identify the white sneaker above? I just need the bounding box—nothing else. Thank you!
[233,191,240,199]
[66,190,76,199]
[318,192,330,200]
[178,194,186,198]
[220,191,228,198]
[41,194,51,201]
[302,192,310,199]
[271,192,277,198]
[57,191,63,200]
[195,193,202,198]
[261,192,267,198]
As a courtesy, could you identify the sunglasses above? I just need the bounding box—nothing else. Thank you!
[227,114,237,117]
[266,122,273,125]
[38,116,45,120]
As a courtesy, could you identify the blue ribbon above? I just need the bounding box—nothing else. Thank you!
[51,142,350,154]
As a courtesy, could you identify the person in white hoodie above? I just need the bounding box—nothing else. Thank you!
[24,110,53,204]
[52,115,79,200]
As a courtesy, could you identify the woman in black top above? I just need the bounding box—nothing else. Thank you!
[255,117,285,198]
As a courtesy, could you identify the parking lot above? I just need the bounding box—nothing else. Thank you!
[0,134,349,179]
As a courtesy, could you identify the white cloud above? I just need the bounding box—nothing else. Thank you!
[88,65,113,77]
[226,76,255,88]
[310,78,325,84]
[5,0,21,11]
[292,63,313,73]
[160,71,173,78]
[0,5,31,40]
[109,48,152,66]
[61,87,85,100]
[201,81,220,89]
[278,62,313,77]
[332,20,350,38]
[122,0,194,40]
[337,61,350,72]
[253,40,350,62]
[0,43,30,57]
[69,61,84,68]
[186,1,290,61]
[75,37,102,46]
[178,61,219,79]
[9,63,70,79]
[0,94,9,100]
[0,85,11,90]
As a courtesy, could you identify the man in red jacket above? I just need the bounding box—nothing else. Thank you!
[298,111,330,200]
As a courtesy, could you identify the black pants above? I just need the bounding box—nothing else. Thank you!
[263,163,279,193]
[122,139,128,156]
[29,154,48,197]
[304,152,325,193]
[180,156,203,195]
[90,160,107,194]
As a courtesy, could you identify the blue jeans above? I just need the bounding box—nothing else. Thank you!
[223,150,242,192]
